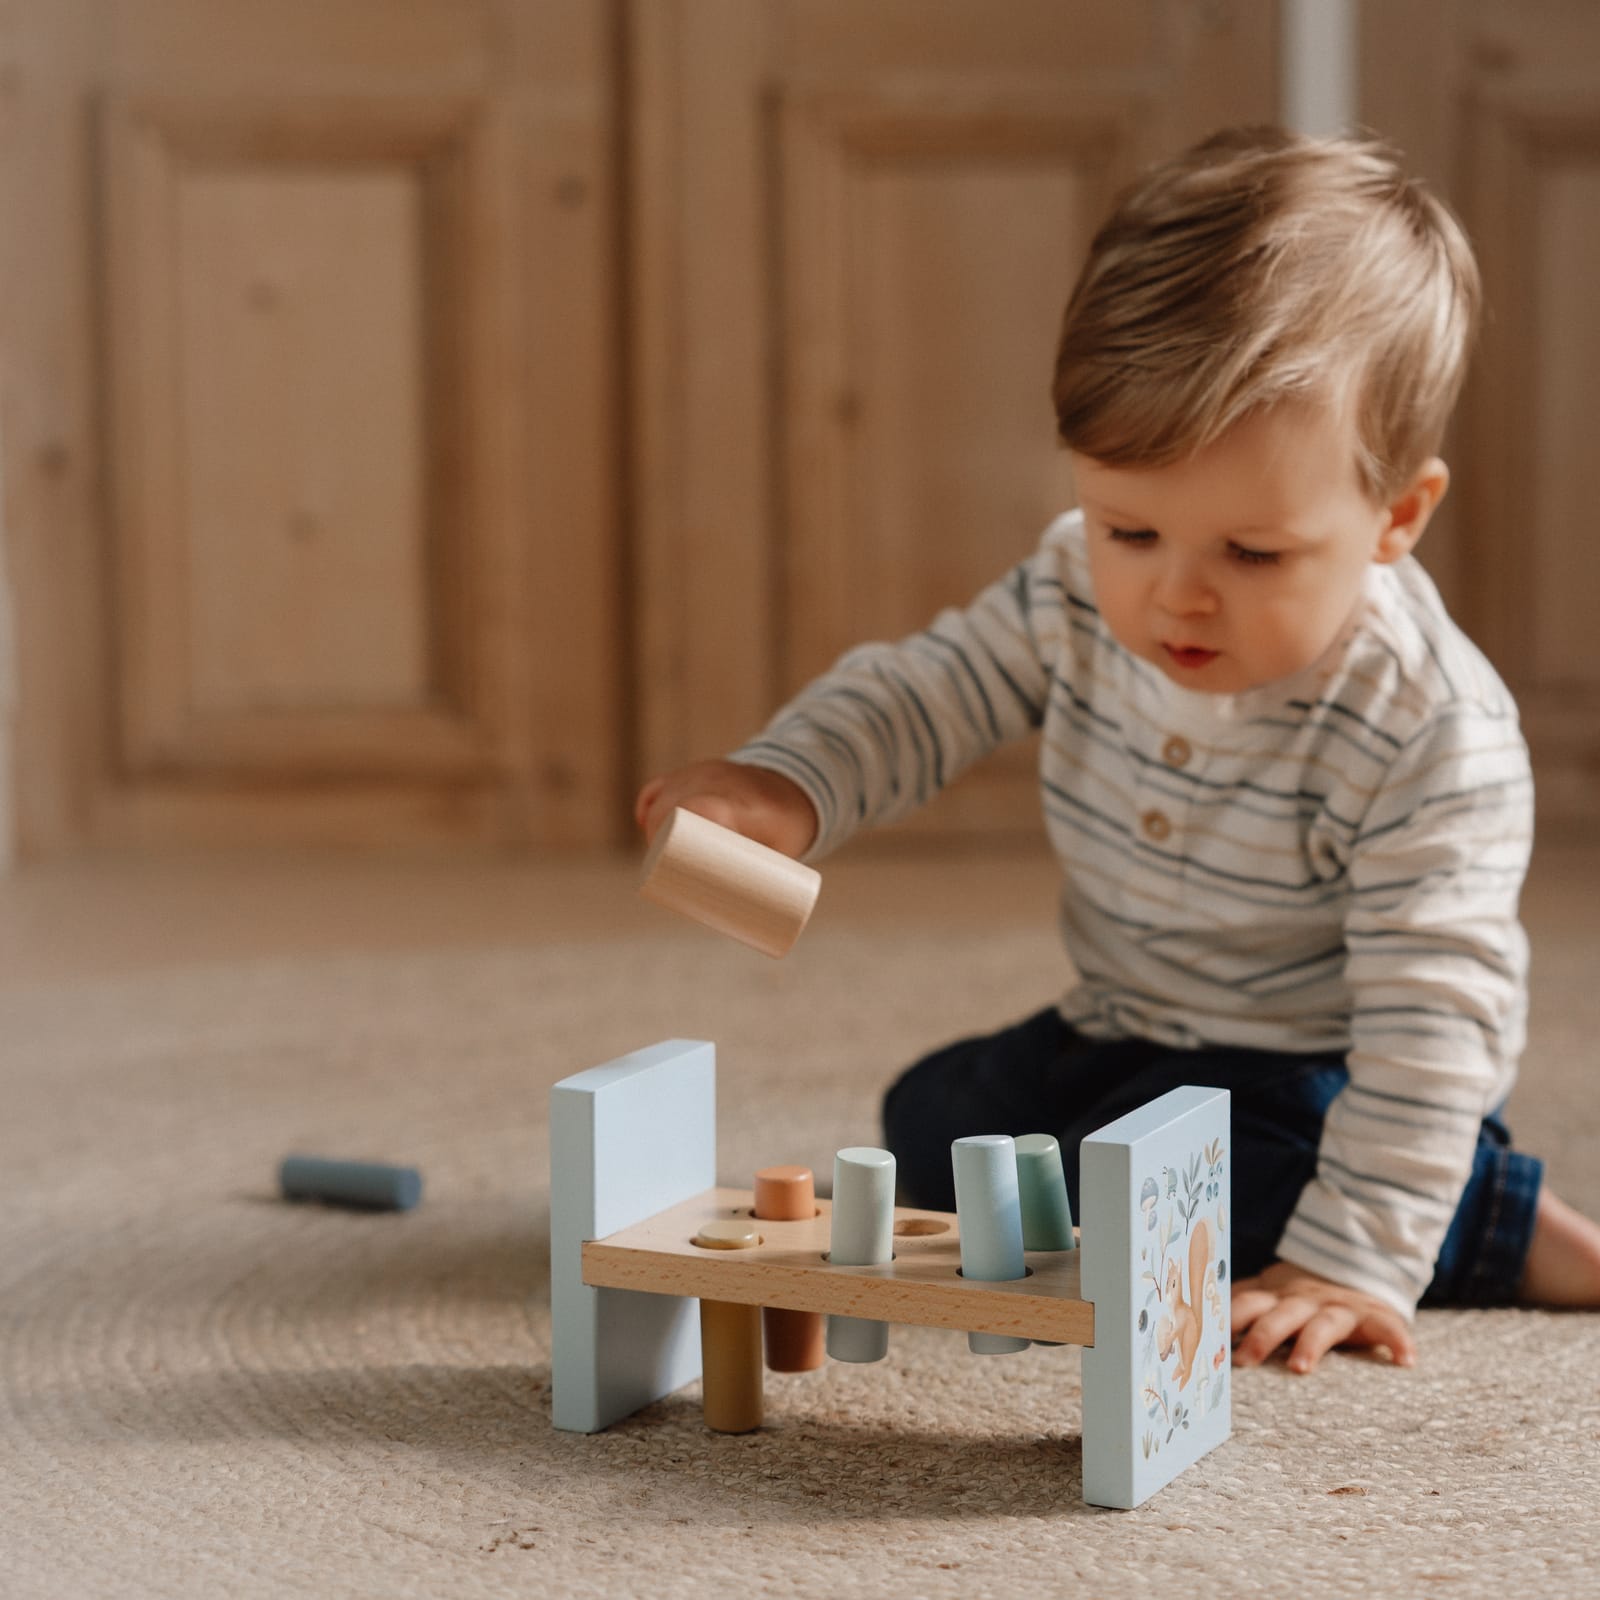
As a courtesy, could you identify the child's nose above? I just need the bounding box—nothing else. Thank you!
[1155,558,1218,616]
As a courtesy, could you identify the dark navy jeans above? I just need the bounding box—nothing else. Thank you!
[881,1006,1542,1306]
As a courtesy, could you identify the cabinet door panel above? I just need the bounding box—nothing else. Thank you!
[1364,0,1600,833]
[178,168,431,716]
[5,1,621,852]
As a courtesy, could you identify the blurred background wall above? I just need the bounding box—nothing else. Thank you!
[0,0,1595,865]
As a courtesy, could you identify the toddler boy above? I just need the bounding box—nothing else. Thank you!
[636,127,1600,1373]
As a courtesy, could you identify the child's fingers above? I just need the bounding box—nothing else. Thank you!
[1354,1308,1418,1367]
[1286,1305,1360,1374]
[1229,1264,1419,1372]
[1232,1296,1316,1366]
[637,788,749,848]
[634,778,665,830]
[636,784,717,842]
[1229,1288,1280,1330]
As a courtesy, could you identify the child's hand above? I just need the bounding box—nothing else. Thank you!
[634,760,819,860]
[1231,1261,1417,1375]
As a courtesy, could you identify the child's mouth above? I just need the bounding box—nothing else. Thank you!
[1164,645,1219,670]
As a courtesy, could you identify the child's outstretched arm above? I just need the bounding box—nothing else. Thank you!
[638,529,1063,865]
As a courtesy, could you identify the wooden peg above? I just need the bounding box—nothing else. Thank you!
[753,1166,826,1372]
[826,1147,895,1364]
[639,807,821,959]
[1016,1133,1075,1251]
[952,1135,1030,1355]
[692,1218,765,1432]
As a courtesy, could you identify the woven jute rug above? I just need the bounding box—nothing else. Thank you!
[2,915,1597,1599]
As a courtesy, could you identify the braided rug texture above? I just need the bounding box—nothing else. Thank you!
[2,921,1597,1599]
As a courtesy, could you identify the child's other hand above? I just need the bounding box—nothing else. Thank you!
[1231,1261,1417,1375]
[634,760,819,860]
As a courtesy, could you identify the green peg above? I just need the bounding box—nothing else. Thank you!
[1016,1133,1075,1251]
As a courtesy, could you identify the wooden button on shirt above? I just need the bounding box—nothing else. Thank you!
[1141,809,1172,842]
[1162,735,1192,767]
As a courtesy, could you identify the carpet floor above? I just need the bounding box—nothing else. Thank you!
[2,851,1597,1598]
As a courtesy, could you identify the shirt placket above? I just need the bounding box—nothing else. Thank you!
[1131,729,1198,889]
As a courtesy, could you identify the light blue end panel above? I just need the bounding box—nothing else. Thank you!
[1080,1086,1231,1510]
[549,1040,717,1433]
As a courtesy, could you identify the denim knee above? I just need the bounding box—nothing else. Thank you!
[1422,1137,1543,1306]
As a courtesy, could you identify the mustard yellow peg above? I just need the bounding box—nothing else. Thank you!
[692,1218,765,1432]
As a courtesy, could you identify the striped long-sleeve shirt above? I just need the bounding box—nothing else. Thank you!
[732,510,1534,1317]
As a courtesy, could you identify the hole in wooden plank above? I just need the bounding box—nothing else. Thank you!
[893,1218,950,1237]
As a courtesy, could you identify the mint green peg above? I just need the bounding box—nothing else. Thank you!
[1016,1133,1075,1251]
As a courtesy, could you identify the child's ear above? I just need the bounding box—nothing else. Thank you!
[1374,457,1450,564]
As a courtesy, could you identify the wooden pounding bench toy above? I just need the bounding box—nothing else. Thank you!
[550,1040,1232,1510]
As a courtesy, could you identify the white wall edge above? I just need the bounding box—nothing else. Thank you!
[0,427,14,876]
[1281,0,1359,137]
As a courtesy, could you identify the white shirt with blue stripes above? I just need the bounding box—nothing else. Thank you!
[733,509,1534,1318]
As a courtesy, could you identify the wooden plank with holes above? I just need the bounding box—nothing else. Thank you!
[582,1187,1093,1346]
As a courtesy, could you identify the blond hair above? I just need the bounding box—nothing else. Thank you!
[1052,126,1481,503]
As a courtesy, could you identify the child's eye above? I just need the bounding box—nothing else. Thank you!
[1108,526,1157,547]
[1229,544,1281,566]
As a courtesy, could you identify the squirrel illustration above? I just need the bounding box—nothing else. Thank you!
[1155,1218,1212,1390]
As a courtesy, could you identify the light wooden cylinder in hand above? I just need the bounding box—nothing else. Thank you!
[639,806,821,959]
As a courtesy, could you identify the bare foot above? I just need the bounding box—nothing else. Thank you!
[1517,1188,1600,1306]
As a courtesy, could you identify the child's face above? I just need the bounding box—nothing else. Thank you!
[1071,405,1443,695]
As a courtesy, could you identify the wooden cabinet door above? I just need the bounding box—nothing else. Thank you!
[631,0,1280,841]
[1363,0,1600,833]
[2,1,623,851]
